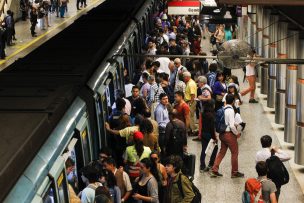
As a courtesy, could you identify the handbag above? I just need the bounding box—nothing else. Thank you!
[205,139,217,157]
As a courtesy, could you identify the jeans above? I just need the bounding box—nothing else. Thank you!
[212,132,239,174]
[200,136,218,169]
[60,5,66,17]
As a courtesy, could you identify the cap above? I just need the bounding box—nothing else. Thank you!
[133,131,144,140]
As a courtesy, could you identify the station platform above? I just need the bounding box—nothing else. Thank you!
[187,36,304,202]
[0,0,103,72]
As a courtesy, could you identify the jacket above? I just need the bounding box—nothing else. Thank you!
[166,171,195,203]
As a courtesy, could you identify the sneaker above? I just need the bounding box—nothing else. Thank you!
[249,99,258,103]
[209,171,223,177]
[231,172,245,178]
[192,137,201,142]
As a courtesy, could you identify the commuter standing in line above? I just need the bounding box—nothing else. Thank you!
[255,162,278,203]
[4,10,13,46]
[183,71,197,136]
[59,0,68,18]
[154,93,170,155]
[20,0,28,21]
[210,94,244,178]
[30,6,38,37]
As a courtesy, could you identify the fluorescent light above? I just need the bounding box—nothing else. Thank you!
[201,0,217,7]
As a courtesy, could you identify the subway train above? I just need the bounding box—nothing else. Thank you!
[0,0,158,202]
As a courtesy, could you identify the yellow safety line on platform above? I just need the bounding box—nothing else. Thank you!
[0,0,101,66]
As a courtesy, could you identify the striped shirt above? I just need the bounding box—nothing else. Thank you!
[148,82,165,106]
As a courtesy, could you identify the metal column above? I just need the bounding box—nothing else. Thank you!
[251,6,257,48]
[275,21,288,125]
[295,39,304,164]
[284,30,299,144]
[267,14,279,108]
[261,9,271,94]
[256,6,263,84]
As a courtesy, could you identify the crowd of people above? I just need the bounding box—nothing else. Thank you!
[0,0,89,59]
[1,0,290,202]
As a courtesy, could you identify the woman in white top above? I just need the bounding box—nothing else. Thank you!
[222,83,242,113]
[241,53,258,103]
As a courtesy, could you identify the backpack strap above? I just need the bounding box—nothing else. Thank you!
[176,173,185,198]
[87,183,98,191]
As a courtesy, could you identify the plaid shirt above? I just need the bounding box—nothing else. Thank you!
[148,82,165,106]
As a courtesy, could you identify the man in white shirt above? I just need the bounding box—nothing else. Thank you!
[256,135,290,200]
[256,135,291,163]
[156,57,171,76]
[210,94,244,178]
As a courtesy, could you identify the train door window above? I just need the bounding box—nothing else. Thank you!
[49,156,68,203]
[34,176,56,203]
[62,138,80,193]
[75,114,92,166]
[96,83,110,148]
[122,49,130,80]
[105,79,113,107]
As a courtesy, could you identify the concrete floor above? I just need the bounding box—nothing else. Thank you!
[187,36,304,202]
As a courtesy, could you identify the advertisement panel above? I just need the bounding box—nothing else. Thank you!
[168,1,201,15]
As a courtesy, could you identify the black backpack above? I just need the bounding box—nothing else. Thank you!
[177,174,202,203]
[166,121,185,156]
[266,155,289,187]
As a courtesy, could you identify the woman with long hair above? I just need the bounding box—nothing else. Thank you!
[124,131,152,181]
[133,158,159,203]
[212,71,227,110]
[150,151,167,203]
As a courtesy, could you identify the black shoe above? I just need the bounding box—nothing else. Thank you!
[249,99,258,103]
[210,171,223,177]
[32,34,37,37]
[231,172,245,178]
[240,122,246,131]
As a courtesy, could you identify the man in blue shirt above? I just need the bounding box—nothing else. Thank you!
[154,93,170,155]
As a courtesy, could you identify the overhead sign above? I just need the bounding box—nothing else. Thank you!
[168,1,201,15]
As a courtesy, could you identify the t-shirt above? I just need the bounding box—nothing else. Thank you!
[81,183,103,203]
[119,126,139,142]
[174,102,190,124]
[258,178,277,203]
[184,79,197,102]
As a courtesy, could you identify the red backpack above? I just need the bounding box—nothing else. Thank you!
[242,178,264,203]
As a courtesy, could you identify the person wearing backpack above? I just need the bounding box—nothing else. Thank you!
[255,135,290,200]
[242,162,277,203]
[164,108,187,158]
[256,162,277,203]
[80,166,103,203]
[165,155,196,203]
[210,94,244,178]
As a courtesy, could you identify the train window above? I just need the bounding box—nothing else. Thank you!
[75,114,92,166]
[62,138,79,193]
[57,171,68,203]
[42,185,55,203]
[48,156,68,203]
[96,85,110,148]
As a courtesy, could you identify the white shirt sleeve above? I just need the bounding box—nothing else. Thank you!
[275,149,291,162]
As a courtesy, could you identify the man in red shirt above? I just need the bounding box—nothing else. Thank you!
[173,91,190,129]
